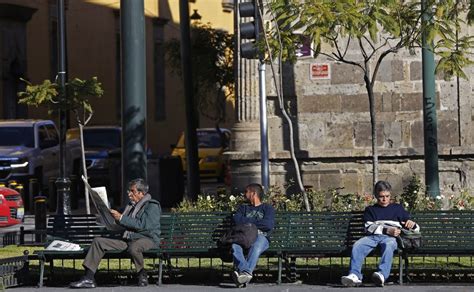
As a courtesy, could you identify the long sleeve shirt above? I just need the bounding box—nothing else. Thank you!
[363,203,420,235]
[233,203,275,237]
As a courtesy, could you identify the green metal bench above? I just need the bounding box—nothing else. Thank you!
[158,211,293,285]
[34,214,172,287]
[404,210,474,280]
[33,211,402,286]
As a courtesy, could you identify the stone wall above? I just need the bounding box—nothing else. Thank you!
[229,19,474,196]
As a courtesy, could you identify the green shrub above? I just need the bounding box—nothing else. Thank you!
[172,176,470,213]
[399,174,442,211]
[448,189,473,210]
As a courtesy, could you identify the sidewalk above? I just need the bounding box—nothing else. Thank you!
[9,283,474,291]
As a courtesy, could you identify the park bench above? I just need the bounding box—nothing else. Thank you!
[32,210,474,287]
[157,211,385,285]
[281,211,404,284]
[158,211,288,285]
[32,212,396,286]
[403,210,474,281]
[19,214,110,245]
[34,214,170,287]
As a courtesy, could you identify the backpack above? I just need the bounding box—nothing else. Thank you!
[219,223,258,249]
[398,228,422,250]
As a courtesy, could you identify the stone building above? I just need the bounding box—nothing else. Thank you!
[229,8,474,196]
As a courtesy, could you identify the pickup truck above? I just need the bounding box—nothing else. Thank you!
[0,120,81,194]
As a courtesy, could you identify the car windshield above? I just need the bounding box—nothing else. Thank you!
[177,131,222,148]
[0,127,35,147]
[83,129,121,148]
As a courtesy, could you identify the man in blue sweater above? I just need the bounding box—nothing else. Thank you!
[341,180,420,287]
[231,183,275,286]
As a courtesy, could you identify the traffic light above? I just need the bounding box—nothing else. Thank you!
[239,0,261,59]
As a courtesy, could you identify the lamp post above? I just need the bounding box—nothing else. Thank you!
[179,0,201,200]
[421,0,440,198]
[56,0,71,215]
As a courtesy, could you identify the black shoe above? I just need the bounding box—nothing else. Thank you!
[231,270,239,285]
[69,278,96,289]
[138,272,148,287]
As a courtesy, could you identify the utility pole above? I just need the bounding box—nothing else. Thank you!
[56,0,71,215]
[421,0,440,198]
[179,0,200,200]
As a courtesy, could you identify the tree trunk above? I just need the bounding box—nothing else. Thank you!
[79,123,91,214]
[364,74,378,186]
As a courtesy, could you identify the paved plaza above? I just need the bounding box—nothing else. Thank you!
[8,283,474,292]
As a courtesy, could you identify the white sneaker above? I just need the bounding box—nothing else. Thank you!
[237,271,253,284]
[341,273,362,287]
[372,271,385,287]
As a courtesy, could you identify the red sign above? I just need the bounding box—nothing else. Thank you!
[310,63,330,80]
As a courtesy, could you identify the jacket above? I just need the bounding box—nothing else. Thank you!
[119,199,162,247]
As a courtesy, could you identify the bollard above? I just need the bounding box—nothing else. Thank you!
[28,178,40,214]
[8,180,18,191]
[48,177,57,212]
[34,196,47,243]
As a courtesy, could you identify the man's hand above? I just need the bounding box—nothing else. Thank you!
[386,227,401,237]
[110,209,122,221]
[402,220,416,229]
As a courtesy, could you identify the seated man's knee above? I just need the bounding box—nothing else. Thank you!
[252,236,269,252]
[91,237,104,246]
[352,238,366,251]
[128,245,142,257]
[382,237,398,250]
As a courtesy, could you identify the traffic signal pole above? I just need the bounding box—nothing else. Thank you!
[259,61,269,190]
[239,0,269,190]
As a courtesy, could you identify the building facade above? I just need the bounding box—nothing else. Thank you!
[0,0,234,155]
[229,3,474,197]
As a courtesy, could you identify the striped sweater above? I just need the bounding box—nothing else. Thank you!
[363,203,420,235]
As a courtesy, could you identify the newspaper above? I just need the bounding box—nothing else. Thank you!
[46,240,83,251]
[82,175,125,232]
[92,186,110,209]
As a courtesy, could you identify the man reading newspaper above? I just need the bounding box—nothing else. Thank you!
[69,178,161,288]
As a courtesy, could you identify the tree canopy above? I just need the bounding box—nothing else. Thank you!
[166,22,234,125]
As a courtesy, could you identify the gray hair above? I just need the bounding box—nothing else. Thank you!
[129,178,149,194]
[373,180,392,197]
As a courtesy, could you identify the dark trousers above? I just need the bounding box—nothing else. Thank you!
[83,237,155,273]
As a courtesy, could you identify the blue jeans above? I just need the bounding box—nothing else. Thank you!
[232,234,269,274]
[348,234,398,280]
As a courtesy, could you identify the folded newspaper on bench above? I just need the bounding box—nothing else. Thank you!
[82,175,125,232]
[46,240,83,251]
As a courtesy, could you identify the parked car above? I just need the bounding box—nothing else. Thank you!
[0,120,81,193]
[66,126,121,190]
[171,128,231,181]
[0,187,24,227]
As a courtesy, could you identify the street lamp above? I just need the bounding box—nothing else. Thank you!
[190,9,202,22]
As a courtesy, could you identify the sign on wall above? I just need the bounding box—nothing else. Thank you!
[310,63,331,80]
[295,35,312,58]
